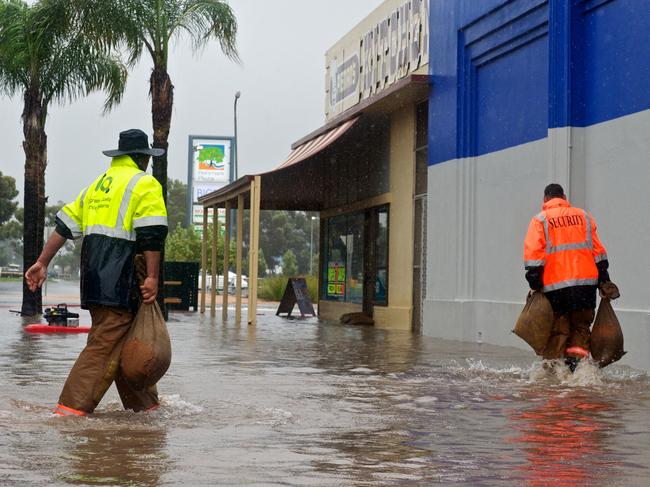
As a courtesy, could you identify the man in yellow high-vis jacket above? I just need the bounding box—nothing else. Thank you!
[25,129,168,416]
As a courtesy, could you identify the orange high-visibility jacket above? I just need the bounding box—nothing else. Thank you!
[524,198,607,292]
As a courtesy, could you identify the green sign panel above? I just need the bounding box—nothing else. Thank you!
[327,262,346,297]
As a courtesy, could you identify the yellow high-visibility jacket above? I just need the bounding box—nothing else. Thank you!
[56,156,167,309]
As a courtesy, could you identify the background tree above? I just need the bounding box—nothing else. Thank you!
[241,245,268,280]
[51,239,82,278]
[71,0,239,201]
[281,249,297,277]
[254,211,319,275]
[0,0,127,315]
[0,170,18,225]
[167,178,188,230]
[0,207,23,265]
[257,247,268,277]
[165,223,235,275]
[44,201,64,227]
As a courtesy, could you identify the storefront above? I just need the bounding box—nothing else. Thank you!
[199,0,431,329]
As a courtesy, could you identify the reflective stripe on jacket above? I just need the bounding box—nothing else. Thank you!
[523,198,607,293]
[56,156,167,309]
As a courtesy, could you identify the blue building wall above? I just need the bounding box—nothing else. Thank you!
[571,0,650,127]
[429,0,650,164]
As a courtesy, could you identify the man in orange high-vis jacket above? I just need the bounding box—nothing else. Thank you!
[523,184,617,370]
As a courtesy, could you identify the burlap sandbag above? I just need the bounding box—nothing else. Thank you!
[340,312,374,326]
[590,298,626,368]
[120,255,172,390]
[120,300,171,389]
[513,291,554,355]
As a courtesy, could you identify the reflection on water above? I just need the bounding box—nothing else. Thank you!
[0,297,649,486]
[55,418,170,486]
[508,390,619,486]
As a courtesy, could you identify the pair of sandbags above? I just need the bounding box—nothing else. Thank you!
[513,289,625,367]
[120,256,172,390]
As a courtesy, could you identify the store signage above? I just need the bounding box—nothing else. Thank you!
[187,135,234,227]
[327,262,346,297]
[326,0,429,119]
[192,205,225,237]
[193,182,222,203]
[193,140,231,183]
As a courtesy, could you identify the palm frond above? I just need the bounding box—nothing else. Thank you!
[64,0,149,68]
[0,0,127,113]
[41,32,128,113]
[0,0,32,94]
[172,0,239,62]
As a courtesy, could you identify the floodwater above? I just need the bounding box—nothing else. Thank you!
[1,281,649,486]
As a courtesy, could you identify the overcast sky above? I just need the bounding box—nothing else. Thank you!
[0,0,383,204]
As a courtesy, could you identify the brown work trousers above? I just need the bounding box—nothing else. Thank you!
[542,308,596,360]
[58,305,158,413]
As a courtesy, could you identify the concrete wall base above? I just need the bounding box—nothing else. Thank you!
[423,298,650,372]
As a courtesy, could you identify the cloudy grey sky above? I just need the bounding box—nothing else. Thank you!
[0,0,383,204]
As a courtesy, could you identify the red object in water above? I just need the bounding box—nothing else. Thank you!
[24,324,90,334]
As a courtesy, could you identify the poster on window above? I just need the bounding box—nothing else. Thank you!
[193,139,231,183]
[327,261,346,297]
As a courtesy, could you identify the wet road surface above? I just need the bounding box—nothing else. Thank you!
[1,281,649,486]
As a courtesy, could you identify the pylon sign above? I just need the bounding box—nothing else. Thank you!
[186,135,235,229]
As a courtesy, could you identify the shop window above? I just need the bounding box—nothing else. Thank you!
[321,206,388,306]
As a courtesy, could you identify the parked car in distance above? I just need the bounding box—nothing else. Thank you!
[199,271,248,295]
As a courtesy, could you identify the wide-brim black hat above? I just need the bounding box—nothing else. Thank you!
[102,129,165,157]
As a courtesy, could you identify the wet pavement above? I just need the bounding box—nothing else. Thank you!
[1,281,650,486]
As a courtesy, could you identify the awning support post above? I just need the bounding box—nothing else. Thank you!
[248,176,261,325]
[235,193,244,323]
[200,207,208,313]
[222,201,231,321]
[210,206,218,317]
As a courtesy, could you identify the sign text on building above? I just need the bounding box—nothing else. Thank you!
[326,0,429,119]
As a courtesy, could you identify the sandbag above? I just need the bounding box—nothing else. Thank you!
[599,281,620,300]
[340,312,374,326]
[590,298,626,368]
[513,291,554,355]
[120,300,172,389]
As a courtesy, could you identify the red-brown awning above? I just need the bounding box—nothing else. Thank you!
[277,117,359,169]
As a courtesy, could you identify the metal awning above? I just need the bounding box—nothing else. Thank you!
[198,116,360,209]
[277,117,359,169]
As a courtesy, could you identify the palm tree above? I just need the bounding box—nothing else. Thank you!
[0,0,127,315]
[71,0,239,201]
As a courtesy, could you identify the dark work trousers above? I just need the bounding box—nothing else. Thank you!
[542,308,596,360]
[56,305,158,414]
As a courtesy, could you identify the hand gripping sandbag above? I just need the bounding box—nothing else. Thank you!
[513,291,554,355]
[590,297,626,368]
[120,255,172,389]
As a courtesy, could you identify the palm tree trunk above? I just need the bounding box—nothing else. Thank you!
[21,85,47,316]
[150,63,173,202]
[150,62,173,320]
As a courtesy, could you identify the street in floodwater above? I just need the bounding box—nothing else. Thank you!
[1,281,650,486]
